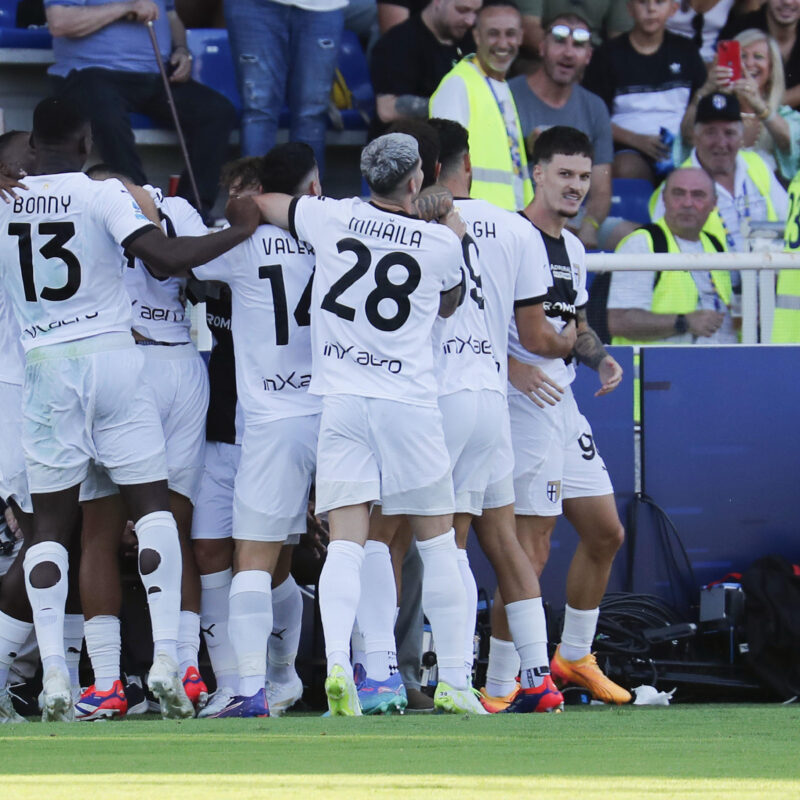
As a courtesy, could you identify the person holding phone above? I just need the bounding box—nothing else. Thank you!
[681,29,800,181]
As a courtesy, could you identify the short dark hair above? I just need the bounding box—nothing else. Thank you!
[220,156,264,192]
[531,125,593,166]
[387,119,440,188]
[428,118,469,177]
[0,130,27,161]
[259,143,317,195]
[477,0,520,18]
[85,163,136,183]
[32,97,88,145]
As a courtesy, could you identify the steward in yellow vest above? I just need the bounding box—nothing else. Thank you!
[429,5,533,211]
[775,169,800,342]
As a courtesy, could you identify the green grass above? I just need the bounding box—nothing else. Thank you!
[2,705,799,799]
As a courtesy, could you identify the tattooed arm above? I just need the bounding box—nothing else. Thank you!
[573,308,623,396]
[411,185,454,221]
[376,94,429,123]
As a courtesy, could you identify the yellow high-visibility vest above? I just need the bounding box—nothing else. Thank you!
[430,56,533,211]
[776,169,800,342]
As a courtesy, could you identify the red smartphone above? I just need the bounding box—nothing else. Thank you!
[717,40,743,82]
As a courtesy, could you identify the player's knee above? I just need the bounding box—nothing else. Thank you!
[587,521,625,559]
[28,561,61,589]
[192,538,233,574]
[138,547,161,577]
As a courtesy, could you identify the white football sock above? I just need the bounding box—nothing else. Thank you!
[485,635,520,697]
[0,610,33,688]
[200,569,238,693]
[319,539,364,678]
[506,597,549,688]
[135,511,182,662]
[560,605,599,662]
[416,529,467,689]
[357,540,398,683]
[84,615,120,691]
[177,610,200,675]
[23,541,69,674]
[64,613,84,691]
[456,549,478,684]
[268,575,302,686]
[229,570,271,697]
[350,621,366,672]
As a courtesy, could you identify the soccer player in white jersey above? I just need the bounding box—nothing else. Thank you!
[69,167,212,719]
[0,98,259,721]
[354,119,579,714]
[191,143,322,718]
[252,133,487,715]
[500,125,630,705]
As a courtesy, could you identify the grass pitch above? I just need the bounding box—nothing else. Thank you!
[2,705,798,799]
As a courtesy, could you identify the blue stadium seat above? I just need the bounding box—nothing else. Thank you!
[185,28,241,115]
[335,29,373,130]
[0,26,52,47]
[610,178,654,224]
[0,0,17,27]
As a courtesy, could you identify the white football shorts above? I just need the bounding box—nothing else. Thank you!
[315,395,454,516]
[191,440,241,541]
[232,413,319,543]
[22,334,168,494]
[509,385,613,516]
[439,389,509,516]
[0,380,32,513]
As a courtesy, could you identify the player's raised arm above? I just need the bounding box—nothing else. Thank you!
[246,192,295,232]
[129,195,261,275]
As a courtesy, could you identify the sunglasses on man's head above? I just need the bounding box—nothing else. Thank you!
[548,25,591,45]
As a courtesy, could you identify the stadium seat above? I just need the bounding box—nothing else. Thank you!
[610,178,653,224]
[185,27,242,115]
[0,0,17,27]
[334,29,374,131]
[0,26,52,47]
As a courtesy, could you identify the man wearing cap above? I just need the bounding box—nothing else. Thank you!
[650,92,788,253]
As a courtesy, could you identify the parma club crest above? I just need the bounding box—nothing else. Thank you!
[546,480,561,503]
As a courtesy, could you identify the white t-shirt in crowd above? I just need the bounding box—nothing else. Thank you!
[0,173,154,352]
[290,194,463,406]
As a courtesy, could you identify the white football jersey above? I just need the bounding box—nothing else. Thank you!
[290,195,463,406]
[507,224,588,388]
[125,189,207,344]
[0,285,24,385]
[193,223,320,424]
[432,201,502,397]
[0,173,154,352]
[453,199,550,391]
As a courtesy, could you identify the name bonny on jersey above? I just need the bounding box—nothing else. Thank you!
[347,217,423,248]
[323,340,402,374]
[13,195,72,215]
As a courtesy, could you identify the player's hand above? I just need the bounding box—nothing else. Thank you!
[687,309,724,338]
[169,46,193,83]
[508,356,564,408]
[127,0,158,22]
[635,133,670,161]
[412,185,453,221]
[0,167,27,204]
[441,208,466,240]
[596,355,622,396]
[4,505,21,540]
[560,319,578,353]
[225,195,260,234]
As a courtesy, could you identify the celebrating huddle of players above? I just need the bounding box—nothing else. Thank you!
[0,97,630,723]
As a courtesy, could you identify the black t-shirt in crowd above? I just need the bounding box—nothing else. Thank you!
[583,31,707,136]
[368,13,473,137]
[718,7,800,91]
[204,288,238,446]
